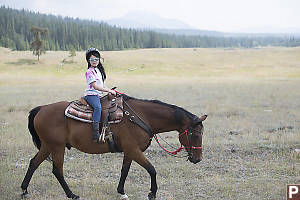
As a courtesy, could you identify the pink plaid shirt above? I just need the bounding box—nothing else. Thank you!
[84,67,104,96]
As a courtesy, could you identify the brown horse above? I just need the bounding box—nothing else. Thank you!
[21,94,207,200]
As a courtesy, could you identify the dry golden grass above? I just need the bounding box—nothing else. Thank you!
[0,47,300,200]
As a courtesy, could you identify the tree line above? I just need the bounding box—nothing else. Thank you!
[0,6,299,51]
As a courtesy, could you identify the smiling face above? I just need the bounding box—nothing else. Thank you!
[89,55,99,67]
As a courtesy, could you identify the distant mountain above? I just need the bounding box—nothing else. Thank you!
[236,26,300,34]
[150,28,300,38]
[106,11,225,36]
[153,28,224,36]
[106,11,300,38]
[106,10,194,29]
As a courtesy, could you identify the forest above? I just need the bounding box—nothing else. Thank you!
[1,6,300,51]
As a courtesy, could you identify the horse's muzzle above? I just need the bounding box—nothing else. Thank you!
[188,156,202,164]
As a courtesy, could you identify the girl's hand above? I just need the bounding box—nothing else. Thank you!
[109,89,116,96]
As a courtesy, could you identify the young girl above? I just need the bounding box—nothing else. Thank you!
[84,47,116,143]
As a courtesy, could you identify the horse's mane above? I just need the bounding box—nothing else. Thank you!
[122,94,197,124]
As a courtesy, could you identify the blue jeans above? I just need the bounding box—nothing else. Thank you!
[84,95,101,122]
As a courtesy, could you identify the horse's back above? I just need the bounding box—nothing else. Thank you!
[36,101,69,121]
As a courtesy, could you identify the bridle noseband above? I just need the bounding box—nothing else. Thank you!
[178,128,203,151]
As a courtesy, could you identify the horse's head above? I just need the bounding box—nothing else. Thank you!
[179,115,207,164]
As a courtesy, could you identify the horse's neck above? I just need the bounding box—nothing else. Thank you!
[128,99,189,134]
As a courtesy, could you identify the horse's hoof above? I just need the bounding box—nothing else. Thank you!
[120,193,129,200]
[148,192,156,200]
[71,194,80,199]
[21,190,29,199]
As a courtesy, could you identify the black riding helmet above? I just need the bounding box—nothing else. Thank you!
[85,47,100,62]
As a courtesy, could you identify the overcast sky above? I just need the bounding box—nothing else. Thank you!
[1,0,299,32]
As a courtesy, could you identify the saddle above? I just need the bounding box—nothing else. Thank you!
[65,94,124,124]
[65,94,123,152]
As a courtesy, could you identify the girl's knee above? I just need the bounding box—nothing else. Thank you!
[94,105,101,110]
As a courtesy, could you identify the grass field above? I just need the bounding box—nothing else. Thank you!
[0,47,300,200]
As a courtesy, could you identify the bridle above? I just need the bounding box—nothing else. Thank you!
[154,126,203,158]
[178,127,203,159]
[179,128,203,150]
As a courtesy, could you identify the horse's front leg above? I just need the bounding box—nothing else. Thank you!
[127,149,157,200]
[117,154,132,200]
[146,163,157,200]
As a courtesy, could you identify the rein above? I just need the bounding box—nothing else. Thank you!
[154,129,202,157]
[122,98,154,137]
[154,134,184,157]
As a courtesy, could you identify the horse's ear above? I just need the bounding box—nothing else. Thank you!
[199,115,207,122]
[193,115,207,125]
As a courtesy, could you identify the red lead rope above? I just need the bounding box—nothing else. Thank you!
[154,129,202,156]
[112,89,124,95]
[154,134,184,155]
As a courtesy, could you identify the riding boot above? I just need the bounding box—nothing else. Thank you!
[92,121,100,143]
[99,121,103,131]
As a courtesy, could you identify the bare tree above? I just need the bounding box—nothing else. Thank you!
[31,26,48,61]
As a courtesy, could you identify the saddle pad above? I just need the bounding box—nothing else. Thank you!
[65,100,93,123]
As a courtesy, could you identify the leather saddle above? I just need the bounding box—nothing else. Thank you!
[65,94,124,124]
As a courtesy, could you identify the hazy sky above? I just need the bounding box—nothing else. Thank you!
[1,0,299,32]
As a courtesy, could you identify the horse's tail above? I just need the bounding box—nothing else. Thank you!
[28,106,42,150]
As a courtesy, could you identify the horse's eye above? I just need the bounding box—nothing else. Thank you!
[192,133,198,138]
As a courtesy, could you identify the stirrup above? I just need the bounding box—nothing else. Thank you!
[99,125,107,142]
[99,133,105,143]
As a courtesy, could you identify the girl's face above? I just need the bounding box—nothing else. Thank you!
[89,55,99,67]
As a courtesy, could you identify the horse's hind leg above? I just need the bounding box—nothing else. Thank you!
[51,146,80,199]
[21,145,50,198]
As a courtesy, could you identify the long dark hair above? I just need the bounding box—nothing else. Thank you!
[87,52,106,81]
